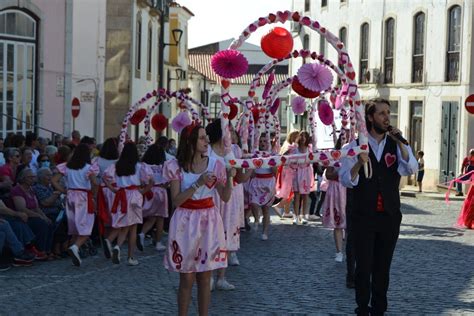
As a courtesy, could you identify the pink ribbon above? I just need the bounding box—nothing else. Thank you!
[445,170,474,204]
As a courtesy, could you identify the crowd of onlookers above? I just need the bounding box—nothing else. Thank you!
[0,130,176,271]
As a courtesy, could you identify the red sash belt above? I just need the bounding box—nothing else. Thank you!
[96,186,110,235]
[181,197,214,209]
[376,193,384,212]
[69,188,94,214]
[111,185,140,214]
[256,173,274,179]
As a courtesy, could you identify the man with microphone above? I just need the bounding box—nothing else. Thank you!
[339,98,418,316]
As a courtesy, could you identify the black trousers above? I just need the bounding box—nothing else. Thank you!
[353,216,400,315]
[345,190,355,279]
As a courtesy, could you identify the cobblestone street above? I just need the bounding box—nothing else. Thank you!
[1,197,473,315]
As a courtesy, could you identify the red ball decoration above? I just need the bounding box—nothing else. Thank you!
[151,114,168,132]
[292,76,320,99]
[251,107,260,123]
[261,27,294,59]
[228,104,238,120]
[129,108,147,125]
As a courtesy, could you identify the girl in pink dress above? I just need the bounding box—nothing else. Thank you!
[291,131,314,225]
[52,143,99,267]
[163,124,234,316]
[248,134,277,240]
[456,173,474,229]
[138,144,169,252]
[92,137,118,258]
[206,119,252,290]
[102,143,153,266]
[273,131,299,218]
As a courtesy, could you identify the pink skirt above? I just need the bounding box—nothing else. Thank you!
[293,164,314,194]
[321,180,347,229]
[164,205,227,273]
[221,184,244,251]
[142,186,168,218]
[248,176,276,206]
[276,166,296,199]
[66,190,95,236]
[111,190,143,228]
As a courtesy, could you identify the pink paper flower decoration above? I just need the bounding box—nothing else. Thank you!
[269,98,280,115]
[262,70,275,99]
[297,63,334,92]
[171,111,192,133]
[291,96,306,115]
[318,99,334,126]
[211,49,248,79]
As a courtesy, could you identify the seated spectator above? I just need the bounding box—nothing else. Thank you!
[19,147,34,173]
[0,148,20,183]
[11,167,54,259]
[0,138,4,166]
[33,168,68,258]
[0,219,36,269]
[0,199,39,260]
[25,133,40,171]
[37,137,48,154]
[44,145,58,166]
[36,154,51,170]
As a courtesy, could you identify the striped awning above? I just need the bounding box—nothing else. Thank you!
[188,53,289,86]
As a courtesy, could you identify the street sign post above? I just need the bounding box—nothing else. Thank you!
[465,94,474,115]
[72,97,81,130]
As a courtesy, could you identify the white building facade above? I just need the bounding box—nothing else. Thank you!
[291,0,474,191]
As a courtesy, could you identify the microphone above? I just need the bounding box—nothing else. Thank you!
[387,126,409,146]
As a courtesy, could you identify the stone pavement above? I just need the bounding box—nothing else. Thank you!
[0,197,473,315]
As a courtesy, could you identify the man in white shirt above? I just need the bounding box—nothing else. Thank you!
[339,98,418,316]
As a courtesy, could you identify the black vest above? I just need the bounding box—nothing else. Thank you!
[352,137,401,220]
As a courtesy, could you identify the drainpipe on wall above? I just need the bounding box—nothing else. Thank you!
[63,0,74,137]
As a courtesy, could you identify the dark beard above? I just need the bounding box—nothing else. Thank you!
[372,122,387,135]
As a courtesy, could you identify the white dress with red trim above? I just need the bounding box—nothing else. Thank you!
[56,162,99,236]
[162,157,228,273]
[248,167,276,206]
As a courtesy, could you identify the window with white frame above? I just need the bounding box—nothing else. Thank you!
[147,21,152,80]
[359,22,369,83]
[0,10,36,137]
[135,12,142,78]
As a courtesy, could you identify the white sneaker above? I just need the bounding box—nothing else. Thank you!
[155,241,166,251]
[137,233,145,252]
[283,212,294,218]
[210,277,215,292]
[127,257,139,266]
[228,252,240,266]
[112,245,120,264]
[68,244,81,267]
[335,252,343,263]
[292,218,298,225]
[308,214,319,221]
[216,279,235,291]
[261,233,268,241]
[300,216,308,225]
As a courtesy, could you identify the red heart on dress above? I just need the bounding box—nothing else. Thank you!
[331,150,341,160]
[229,160,236,166]
[253,159,263,168]
[205,177,217,189]
[384,153,397,168]
[268,159,276,167]
[221,79,230,89]
[268,14,276,22]
[308,153,314,160]
[248,91,255,97]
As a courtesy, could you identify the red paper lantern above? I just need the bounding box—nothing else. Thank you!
[228,104,238,120]
[151,114,168,132]
[129,108,147,125]
[261,27,294,59]
[292,77,320,99]
[251,107,260,123]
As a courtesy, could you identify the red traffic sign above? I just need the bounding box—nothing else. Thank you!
[72,97,81,118]
[465,94,474,114]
